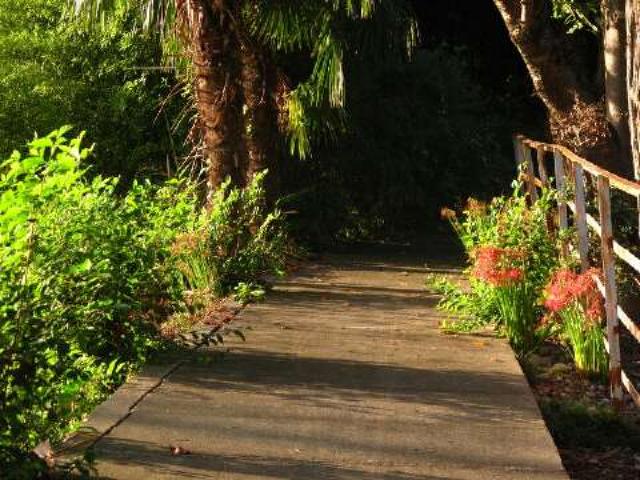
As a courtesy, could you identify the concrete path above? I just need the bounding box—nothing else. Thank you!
[87,238,568,479]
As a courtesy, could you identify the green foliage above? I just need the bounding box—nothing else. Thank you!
[248,0,417,157]
[427,275,498,333]
[0,0,185,179]
[0,129,290,473]
[0,128,198,473]
[73,0,417,160]
[286,47,516,243]
[451,183,561,291]
[208,173,287,292]
[559,305,608,379]
[234,282,267,305]
[493,279,551,357]
[551,0,600,34]
[175,172,288,297]
[435,183,561,356]
[540,399,640,450]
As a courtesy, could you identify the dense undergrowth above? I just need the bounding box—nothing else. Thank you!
[0,0,185,180]
[0,129,288,477]
[432,180,608,375]
[431,166,640,479]
[283,46,518,244]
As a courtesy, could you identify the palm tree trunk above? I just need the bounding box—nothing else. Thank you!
[184,0,243,197]
[239,41,281,198]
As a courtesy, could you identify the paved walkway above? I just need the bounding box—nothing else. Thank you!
[86,239,568,479]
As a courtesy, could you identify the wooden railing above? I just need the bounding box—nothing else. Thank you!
[514,135,640,410]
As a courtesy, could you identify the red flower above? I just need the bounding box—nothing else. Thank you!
[472,246,524,287]
[544,268,603,322]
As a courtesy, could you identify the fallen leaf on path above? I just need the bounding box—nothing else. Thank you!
[170,445,192,456]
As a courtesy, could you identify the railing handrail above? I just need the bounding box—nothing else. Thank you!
[514,135,640,411]
[517,135,640,197]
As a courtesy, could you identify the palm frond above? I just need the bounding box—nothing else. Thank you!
[72,0,178,37]
[250,0,416,158]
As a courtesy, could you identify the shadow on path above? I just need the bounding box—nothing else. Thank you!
[96,438,456,480]
[160,349,541,426]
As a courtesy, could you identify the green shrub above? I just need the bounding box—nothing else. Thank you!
[0,128,290,474]
[0,128,198,474]
[0,0,186,180]
[436,183,561,356]
[544,268,608,379]
[429,274,499,333]
[173,172,288,297]
[233,282,267,304]
[449,184,561,289]
[541,399,640,450]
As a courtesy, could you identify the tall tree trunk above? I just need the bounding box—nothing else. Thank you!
[627,0,640,179]
[604,0,631,166]
[239,41,281,198]
[493,0,626,174]
[183,0,243,198]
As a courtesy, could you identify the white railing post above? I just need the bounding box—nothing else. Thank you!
[597,175,624,410]
[574,164,590,272]
[536,147,549,187]
[513,136,524,170]
[523,145,538,203]
[554,150,569,257]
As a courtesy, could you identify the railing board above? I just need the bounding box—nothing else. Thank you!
[597,276,640,343]
[613,241,640,276]
[567,207,640,276]
[553,152,569,236]
[521,173,544,189]
[523,147,538,202]
[622,370,640,408]
[519,136,640,197]
[573,165,590,272]
[585,211,602,235]
[618,307,640,344]
[536,147,549,187]
[597,176,624,408]
[513,137,524,170]
[516,135,640,412]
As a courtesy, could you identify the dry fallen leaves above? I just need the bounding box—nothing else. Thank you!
[169,445,192,456]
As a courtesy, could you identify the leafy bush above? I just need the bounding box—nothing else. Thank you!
[435,184,561,356]
[541,399,640,450]
[172,172,288,297]
[233,282,267,305]
[0,128,199,474]
[429,274,499,333]
[284,46,516,244]
[544,268,608,379]
[471,246,549,356]
[0,0,186,180]
[0,129,289,474]
[449,184,561,289]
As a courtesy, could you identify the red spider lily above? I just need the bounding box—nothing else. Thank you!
[544,268,603,322]
[472,246,524,287]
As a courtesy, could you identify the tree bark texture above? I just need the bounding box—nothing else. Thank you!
[181,0,244,197]
[493,0,627,174]
[627,0,640,179]
[239,42,281,196]
[604,0,631,165]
